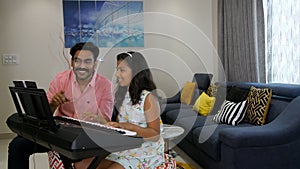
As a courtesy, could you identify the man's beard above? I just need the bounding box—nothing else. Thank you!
[74,68,94,81]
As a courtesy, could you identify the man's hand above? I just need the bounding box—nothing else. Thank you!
[79,112,107,124]
[49,91,70,113]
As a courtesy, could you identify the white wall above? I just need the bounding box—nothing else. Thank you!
[0,0,218,134]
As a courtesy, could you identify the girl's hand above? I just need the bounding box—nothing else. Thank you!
[108,122,132,131]
[107,121,119,128]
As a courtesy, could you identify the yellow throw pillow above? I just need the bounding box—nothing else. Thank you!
[193,92,216,116]
[180,81,196,105]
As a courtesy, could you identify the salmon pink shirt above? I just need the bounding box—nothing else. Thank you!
[46,70,114,121]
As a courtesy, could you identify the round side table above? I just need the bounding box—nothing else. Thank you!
[161,124,184,154]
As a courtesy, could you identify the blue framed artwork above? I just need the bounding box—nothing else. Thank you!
[63,0,144,48]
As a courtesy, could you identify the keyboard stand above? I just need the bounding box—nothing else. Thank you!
[60,154,75,169]
[88,154,108,169]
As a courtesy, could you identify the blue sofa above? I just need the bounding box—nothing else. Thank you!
[164,82,300,169]
[160,73,213,123]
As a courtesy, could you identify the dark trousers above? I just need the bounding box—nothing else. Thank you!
[8,135,49,169]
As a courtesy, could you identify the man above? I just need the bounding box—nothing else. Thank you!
[8,42,114,169]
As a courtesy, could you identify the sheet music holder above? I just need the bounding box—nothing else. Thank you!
[9,81,103,169]
[9,81,59,131]
[13,80,37,88]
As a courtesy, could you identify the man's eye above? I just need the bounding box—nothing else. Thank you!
[84,59,93,64]
[74,58,81,62]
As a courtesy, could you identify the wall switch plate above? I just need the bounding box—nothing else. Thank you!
[2,54,19,65]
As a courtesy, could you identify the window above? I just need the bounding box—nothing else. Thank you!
[264,0,300,84]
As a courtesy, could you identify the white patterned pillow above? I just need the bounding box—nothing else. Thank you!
[213,100,248,126]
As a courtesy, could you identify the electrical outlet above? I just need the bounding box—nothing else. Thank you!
[2,54,19,65]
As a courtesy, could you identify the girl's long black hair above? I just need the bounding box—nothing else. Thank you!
[114,51,158,112]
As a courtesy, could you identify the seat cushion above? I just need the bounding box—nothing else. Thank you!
[161,103,192,123]
[165,107,196,124]
[169,115,218,143]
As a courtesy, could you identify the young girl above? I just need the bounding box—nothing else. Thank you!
[105,51,164,169]
[75,51,164,169]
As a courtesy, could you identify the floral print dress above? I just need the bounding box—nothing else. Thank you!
[106,90,164,169]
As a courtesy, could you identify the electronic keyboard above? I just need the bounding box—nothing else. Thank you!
[6,113,143,161]
[54,116,137,136]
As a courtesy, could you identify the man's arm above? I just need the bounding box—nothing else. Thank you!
[96,78,114,121]
[47,71,70,114]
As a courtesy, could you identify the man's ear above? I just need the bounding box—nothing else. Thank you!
[93,60,99,70]
[70,60,75,68]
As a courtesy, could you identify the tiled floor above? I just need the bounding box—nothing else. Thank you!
[0,138,202,169]
[0,138,49,169]
[173,146,202,169]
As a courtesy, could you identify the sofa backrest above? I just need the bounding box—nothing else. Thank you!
[190,73,213,105]
[192,73,213,91]
[225,82,300,123]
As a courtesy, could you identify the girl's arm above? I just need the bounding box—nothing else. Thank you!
[108,93,161,141]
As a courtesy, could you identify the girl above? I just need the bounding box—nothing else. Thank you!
[75,51,164,169]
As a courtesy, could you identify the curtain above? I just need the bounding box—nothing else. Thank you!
[266,0,300,84]
[218,0,266,82]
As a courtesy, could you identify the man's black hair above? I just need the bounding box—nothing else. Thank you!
[69,42,99,60]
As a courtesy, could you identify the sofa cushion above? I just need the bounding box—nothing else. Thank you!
[208,84,231,116]
[161,103,192,115]
[193,73,213,91]
[266,96,291,123]
[165,108,197,124]
[207,83,217,97]
[180,81,196,105]
[193,92,216,116]
[213,100,248,126]
[226,86,250,103]
[244,86,272,125]
[160,103,191,123]
[172,115,217,143]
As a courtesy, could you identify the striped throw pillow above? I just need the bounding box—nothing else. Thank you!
[213,100,248,126]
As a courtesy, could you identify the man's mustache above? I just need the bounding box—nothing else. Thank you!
[74,68,89,72]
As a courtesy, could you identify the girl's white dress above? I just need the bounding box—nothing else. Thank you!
[106,90,164,169]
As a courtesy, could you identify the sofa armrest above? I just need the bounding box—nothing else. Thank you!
[219,96,300,148]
